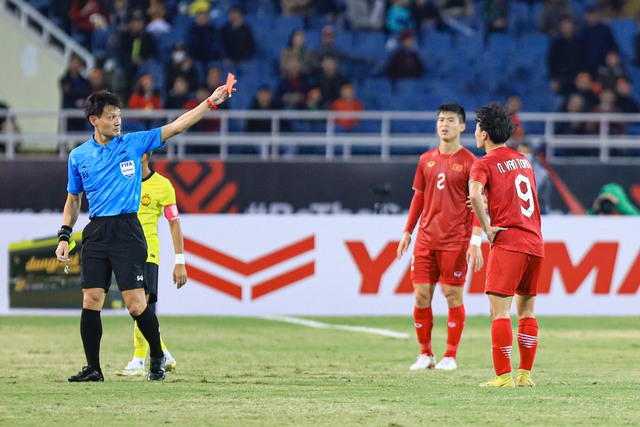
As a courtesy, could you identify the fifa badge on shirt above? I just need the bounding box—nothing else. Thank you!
[119,160,135,179]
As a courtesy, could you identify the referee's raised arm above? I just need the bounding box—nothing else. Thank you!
[160,82,235,142]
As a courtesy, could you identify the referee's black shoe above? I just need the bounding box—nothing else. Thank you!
[68,366,104,382]
[148,357,166,381]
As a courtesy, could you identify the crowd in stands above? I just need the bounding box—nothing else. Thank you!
[27,0,640,152]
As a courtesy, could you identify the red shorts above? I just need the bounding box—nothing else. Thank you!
[410,247,468,286]
[485,246,543,296]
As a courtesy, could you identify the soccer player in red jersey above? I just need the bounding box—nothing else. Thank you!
[397,103,484,372]
[468,103,544,388]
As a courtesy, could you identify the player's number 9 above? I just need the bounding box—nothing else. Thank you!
[515,174,534,218]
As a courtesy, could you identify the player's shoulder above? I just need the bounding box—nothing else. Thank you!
[419,147,439,161]
[459,147,479,161]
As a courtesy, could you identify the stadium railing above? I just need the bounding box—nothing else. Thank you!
[2,109,640,163]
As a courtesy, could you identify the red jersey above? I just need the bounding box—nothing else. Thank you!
[411,147,477,251]
[470,147,544,257]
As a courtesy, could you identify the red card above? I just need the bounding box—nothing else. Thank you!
[226,73,235,94]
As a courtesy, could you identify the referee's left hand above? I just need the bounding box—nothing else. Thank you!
[173,264,187,289]
[55,241,70,262]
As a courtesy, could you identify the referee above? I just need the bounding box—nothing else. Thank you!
[56,83,232,382]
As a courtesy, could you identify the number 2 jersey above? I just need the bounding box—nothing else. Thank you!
[411,147,478,251]
[469,146,544,257]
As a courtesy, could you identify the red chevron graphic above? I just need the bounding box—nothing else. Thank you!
[188,264,242,300]
[184,235,315,299]
[184,235,314,276]
[252,262,315,300]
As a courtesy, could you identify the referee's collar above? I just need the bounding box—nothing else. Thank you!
[90,133,121,148]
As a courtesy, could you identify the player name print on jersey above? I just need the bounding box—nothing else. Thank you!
[120,160,135,179]
[496,158,533,174]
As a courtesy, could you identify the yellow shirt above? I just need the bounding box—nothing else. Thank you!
[138,171,177,265]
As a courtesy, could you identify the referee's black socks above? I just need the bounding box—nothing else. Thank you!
[80,308,102,371]
[133,306,163,359]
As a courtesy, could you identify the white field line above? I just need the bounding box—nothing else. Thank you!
[260,315,409,339]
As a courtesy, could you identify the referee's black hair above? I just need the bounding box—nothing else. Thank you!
[437,103,466,123]
[475,103,515,144]
[85,91,122,120]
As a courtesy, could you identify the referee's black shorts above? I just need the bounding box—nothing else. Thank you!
[81,213,147,292]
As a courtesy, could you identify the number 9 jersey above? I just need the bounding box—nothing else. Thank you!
[469,147,544,257]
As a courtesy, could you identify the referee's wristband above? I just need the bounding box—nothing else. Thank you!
[57,225,72,243]
[175,254,185,265]
[470,235,482,247]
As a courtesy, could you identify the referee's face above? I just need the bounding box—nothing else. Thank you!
[94,106,122,140]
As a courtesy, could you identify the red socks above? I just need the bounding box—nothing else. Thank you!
[517,317,539,371]
[444,305,466,358]
[413,306,434,356]
[491,318,513,376]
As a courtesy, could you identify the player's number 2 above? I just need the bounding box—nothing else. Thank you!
[515,174,534,218]
[436,173,445,190]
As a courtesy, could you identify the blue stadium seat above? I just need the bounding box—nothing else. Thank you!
[611,19,638,63]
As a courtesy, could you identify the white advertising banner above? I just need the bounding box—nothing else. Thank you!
[1,214,639,316]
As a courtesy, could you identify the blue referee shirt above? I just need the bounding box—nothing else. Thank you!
[67,128,165,218]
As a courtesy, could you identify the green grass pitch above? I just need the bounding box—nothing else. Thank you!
[0,315,639,426]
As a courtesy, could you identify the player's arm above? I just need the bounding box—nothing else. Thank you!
[160,84,234,142]
[397,189,424,259]
[165,205,187,288]
[55,192,82,261]
[467,221,484,272]
[469,181,506,243]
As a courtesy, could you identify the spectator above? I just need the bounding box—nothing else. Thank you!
[280,0,314,16]
[538,0,573,36]
[60,54,91,131]
[387,0,415,35]
[411,0,444,31]
[165,75,191,109]
[116,9,157,98]
[590,183,640,215]
[275,57,311,110]
[221,6,256,64]
[555,93,589,135]
[310,25,342,71]
[547,17,586,96]
[53,0,74,33]
[384,30,425,81]
[204,66,231,112]
[280,29,312,76]
[329,83,364,132]
[0,100,22,155]
[110,0,131,34]
[165,43,200,94]
[596,51,627,92]
[302,86,326,133]
[246,85,283,133]
[482,0,508,45]
[128,74,163,110]
[183,86,222,133]
[506,94,525,147]
[145,2,172,37]
[312,54,348,107]
[88,67,110,93]
[582,7,618,76]
[589,89,624,135]
[614,77,640,113]
[70,0,109,49]
[345,0,386,31]
[185,11,221,78]
[571,72,599,112]
[438,0,474,18]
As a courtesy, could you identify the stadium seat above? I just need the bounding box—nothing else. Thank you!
[611,19,638,63]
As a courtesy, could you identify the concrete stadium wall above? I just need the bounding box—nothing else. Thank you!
[0,9,64,135]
